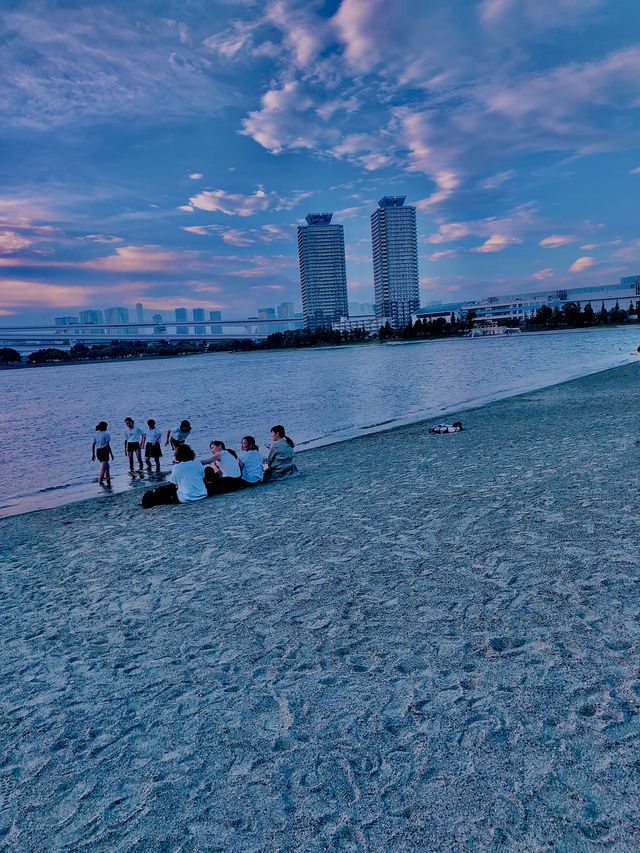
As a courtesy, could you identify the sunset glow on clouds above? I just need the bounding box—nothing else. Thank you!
[1,0,639,321]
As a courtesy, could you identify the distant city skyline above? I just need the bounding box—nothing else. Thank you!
[2,1,640,325]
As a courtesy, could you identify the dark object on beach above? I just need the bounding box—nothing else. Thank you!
[429,421,464,434]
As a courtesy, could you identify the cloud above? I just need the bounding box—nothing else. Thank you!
[472,234,522,253]
[83,245,193,272]
[240,81,327,153]
[569,256,596,272]
[630,167,640,174]
[189,173,204,180]
[184,187,310,216]
[429,249,458,261]
[0,230,33,254]
[539,234,575,248]
[532,268,554,280]
[481,170,516,189]
[1,7,232,128]
[0,278,103,308]
[85,234,124,244]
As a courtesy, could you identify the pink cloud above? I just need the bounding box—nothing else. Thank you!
[532,268,554,280]
[539,234,575,248]
[83,245,191,272]
[472,234,522,253]
[569,256,596,272]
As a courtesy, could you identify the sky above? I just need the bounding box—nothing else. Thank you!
[1,0,640,323]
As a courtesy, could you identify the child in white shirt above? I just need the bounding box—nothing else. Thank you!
[144,418,163,472]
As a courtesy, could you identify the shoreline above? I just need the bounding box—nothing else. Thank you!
[1,355,634,519]
[3,361,640,848]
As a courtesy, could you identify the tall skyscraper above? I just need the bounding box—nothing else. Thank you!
[371,196,419,327]
[136,302,144,324]
[209,310,222,335]
[298,213,348,330]
[193,308,205,334]
[175,307,188,335]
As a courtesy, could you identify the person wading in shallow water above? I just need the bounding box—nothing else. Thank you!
[92,421,114,486]
[124,417,144,471]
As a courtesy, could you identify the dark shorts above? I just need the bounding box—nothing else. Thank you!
[170,437,185,450]
[96,447,110,463]
[127,441,141,453]
[145,444,162,459]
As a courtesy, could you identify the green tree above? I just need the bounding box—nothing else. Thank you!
[583,302,595,325]
[28,348,69,363]
[0,347,21,364]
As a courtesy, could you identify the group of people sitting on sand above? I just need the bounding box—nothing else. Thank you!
[91,418,297,506]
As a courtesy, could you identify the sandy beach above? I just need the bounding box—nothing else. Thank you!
[2,362,640,851]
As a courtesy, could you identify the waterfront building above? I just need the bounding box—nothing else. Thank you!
[298,213,348,330]
[332,315,390,335]
[152,313,166,334]
[136,302,144,324]
[193,308,206,335]
[209,310,222,335]
[277,302,295,319]
[54,316,78,326]
[104,306,130,334]
[175,307,188,335]
[371,196,419,328]
[79,309,104,335]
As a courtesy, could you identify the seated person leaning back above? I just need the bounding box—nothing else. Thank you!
[263,425,298,481]
[142,443,206,507]
[201,440,243,495]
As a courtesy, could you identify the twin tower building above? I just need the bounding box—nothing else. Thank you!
[297,196,419,330]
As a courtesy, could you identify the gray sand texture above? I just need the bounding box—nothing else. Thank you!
[2,363,640,851]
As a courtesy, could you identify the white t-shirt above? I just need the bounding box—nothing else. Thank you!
[94,430,110,449]
[239,449,263,483]
[125,426,144,443]
[145,427,161,445]
[170,460,207,503]
[218,449,241,478]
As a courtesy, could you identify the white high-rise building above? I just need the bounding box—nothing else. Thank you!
[371,196,419,327]
[298,213,348,330]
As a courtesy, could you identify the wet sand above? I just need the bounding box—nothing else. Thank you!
[2,363,640,850]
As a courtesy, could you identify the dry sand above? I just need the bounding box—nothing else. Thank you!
[2,363,640,851]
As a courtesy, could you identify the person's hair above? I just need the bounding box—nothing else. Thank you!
[271,425,294,448]
[124,416,134,423]
[180,420,191,431]
[175,443,195,462]
[227,448,238,460]
[453,421,464,429]
[147,418,155,428]
[96,421,108,431]
[242,435,258,450]
[212,440,226,450]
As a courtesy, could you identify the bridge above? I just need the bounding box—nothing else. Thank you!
[0,318,304,351]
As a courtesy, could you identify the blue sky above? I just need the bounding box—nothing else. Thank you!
[1,0,639,323]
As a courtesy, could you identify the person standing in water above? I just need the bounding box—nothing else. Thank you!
[92,421,114,486]
[144,418,163,472]
[124,417,144,471]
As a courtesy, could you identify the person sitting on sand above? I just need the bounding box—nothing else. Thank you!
[166,419,191,450]
[141,444,206,508]
[200,440,243,495]
[263,425,298,481]
[429,421,464,434]
[238,435,263,486]
[92,421,114,486]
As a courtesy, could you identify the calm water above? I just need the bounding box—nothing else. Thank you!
[1,327,638,517]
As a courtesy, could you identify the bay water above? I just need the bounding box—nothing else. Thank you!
[1,327,638,517]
